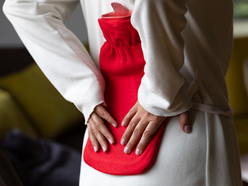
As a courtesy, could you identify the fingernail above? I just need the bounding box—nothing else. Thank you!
[184,125,191,133]
[124,147,130,154]
[102,146,106,152]
[108,139,113,144]
[121,121,125,126]
[135,149,141,156]
[94,146,97,152]
[112,123,117,127]
[121,139,126,146]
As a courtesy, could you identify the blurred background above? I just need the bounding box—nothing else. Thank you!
[0,3,88,186]
[0,2,87,145]
[228,1,248,185]
[0,1,248,186]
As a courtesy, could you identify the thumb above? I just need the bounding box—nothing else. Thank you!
[179,112,191,133]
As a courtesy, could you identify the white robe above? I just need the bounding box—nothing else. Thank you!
[3,0,242,185]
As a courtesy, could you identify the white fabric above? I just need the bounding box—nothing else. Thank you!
[241,154,248,183]
[3,0,234,122]
[80,110,242,186]
[3,0,242,185]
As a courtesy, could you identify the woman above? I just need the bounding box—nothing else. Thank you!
[3,0,242,185]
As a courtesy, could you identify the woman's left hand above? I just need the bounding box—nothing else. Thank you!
[121,101,190,156]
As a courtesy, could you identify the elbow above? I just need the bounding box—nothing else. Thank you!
[2,0,11,17]
[3,0,38,19]
[3,0,70,22]
[2,0,20,19]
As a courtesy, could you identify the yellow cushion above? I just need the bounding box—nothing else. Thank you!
[0,89,37,141]
[233,118,248,155]
[226,38,248,115]
[226,38,248,155]
[0,64,84,139]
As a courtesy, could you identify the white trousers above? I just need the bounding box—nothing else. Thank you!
[79,109,242,186]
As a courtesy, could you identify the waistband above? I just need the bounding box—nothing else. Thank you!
[187,80,233,117]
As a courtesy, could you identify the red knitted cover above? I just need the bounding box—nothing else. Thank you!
[83,5,165,175]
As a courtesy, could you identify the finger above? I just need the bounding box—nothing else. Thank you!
[121,115,140,147]
[121,103,138,127]
[91,112,115,145]
[135,120,162,156]
[95,105,117,127]
[123,120,148,154]
[179,112,191,133]
[90,117,109,152]
[93,128,109,152]
[87,124,100,152]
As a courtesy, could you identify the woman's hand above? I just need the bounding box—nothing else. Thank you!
[87,104,117,153]
[121,101,191,156]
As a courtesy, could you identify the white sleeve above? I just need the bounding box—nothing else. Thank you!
[3,0,105,123]
[130,0,192,117]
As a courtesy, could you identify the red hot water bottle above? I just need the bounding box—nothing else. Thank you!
[83,3,165,175]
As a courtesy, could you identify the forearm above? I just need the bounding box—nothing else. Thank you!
[131,0,192,116]
[3,0,106,122]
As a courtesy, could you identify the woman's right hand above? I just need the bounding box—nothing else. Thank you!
[87,104,117,153]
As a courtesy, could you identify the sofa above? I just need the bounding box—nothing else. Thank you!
[226,37,248,155]
[0,48,86,150]
[0,48,87,185]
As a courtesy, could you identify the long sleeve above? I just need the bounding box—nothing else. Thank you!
[130,0,192,117]
[3,0,105,123]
